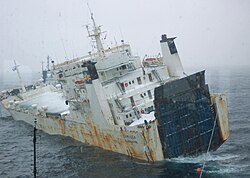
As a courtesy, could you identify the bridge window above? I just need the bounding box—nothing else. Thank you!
[148,73,153,82]
[147,90,152,99]
[122,65,127,70]
[130,96,135,107]
[137,77,142,85]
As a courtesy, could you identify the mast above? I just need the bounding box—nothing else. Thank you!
[86,8,105,57]
[13,60,26,92]
[47,56,50,71]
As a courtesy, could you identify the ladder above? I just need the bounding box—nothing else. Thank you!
[114,99,124,112]
[152,69,163,84]
[115,80,125,95]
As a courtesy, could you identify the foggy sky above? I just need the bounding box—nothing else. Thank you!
[0,0,250,76]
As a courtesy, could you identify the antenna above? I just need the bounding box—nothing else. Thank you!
[60,39,68,60]
[47,56,50,71]
[87,3,96,29]
[119,27,124,42]
[114,37,118,47]
[41,61,44,72]
[12,60,26,92]
[85,25,91,36]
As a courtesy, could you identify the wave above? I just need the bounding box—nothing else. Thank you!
[206,164,250,175]
[0,115,12,120]
[168,153,240,163]
[165,153,249,175]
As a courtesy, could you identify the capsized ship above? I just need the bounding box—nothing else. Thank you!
[0,15,229,162]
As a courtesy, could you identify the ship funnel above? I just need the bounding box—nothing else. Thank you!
[160,34,184,77]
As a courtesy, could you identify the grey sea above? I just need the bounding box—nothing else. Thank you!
[0,67,250,178]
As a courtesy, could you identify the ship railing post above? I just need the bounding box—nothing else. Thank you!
[0,103,2,118]
[33,118,37,178]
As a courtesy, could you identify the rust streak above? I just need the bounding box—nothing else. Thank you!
[58,119,65,134]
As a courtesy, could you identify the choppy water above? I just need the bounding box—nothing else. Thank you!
[0,67,250,178]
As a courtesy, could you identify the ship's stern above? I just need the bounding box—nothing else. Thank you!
[154,71,230,159]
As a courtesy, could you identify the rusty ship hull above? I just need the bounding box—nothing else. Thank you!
[1,71,229,162]
[6,108,163,161]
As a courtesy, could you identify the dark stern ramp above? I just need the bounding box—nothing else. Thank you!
[154,71,223,159]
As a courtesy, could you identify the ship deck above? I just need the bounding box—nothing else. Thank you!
[19,91,68,115]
